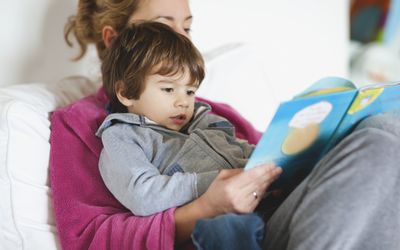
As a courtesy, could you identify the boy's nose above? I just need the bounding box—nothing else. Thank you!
[175,96,189,108]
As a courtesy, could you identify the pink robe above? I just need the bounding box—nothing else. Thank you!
[50,88,261,250]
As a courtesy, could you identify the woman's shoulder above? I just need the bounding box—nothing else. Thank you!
[53,76,107,116]
[50,76,108,136]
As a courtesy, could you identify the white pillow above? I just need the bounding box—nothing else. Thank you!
[198,43,280,131]
[0,77,99,250]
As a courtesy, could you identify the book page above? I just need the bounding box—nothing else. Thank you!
[245,90,357,190]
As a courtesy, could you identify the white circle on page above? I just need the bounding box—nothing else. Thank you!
[289,101,332,128]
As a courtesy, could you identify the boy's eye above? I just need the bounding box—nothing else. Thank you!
[184,28,191,34]
[162,88,174,93]
[187,90,196,96]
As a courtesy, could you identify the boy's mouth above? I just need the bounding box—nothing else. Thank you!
[170,114,187,125]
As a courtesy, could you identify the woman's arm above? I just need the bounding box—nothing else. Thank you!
[174,165,282,244]
[174,196,216,244]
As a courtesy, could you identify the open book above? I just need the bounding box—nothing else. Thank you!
[245,77,400,190]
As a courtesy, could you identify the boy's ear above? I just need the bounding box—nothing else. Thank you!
[102,25,118,48]
[116,82,135,107]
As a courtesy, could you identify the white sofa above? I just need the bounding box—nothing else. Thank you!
[0,1,348,249]
[0,77,99,249]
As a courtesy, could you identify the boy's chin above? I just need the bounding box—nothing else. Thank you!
[164,124,183,131]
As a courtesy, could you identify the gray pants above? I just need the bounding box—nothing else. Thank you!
[264,113,400,250]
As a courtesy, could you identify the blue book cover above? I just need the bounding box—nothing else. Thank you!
[245,78,400,190]
[323,82,400,155]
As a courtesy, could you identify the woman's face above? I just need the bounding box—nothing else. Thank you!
[130,0,192,38]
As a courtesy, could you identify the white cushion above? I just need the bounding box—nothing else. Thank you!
[0,77,99,250]
[198,43,280,131]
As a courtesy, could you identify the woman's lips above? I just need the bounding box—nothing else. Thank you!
[170,114,187,125]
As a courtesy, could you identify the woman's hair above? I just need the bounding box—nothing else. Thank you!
[64,0,140,61]
[101,21,205,113]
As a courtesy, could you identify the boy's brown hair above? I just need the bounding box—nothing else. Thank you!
[101,21,205,113]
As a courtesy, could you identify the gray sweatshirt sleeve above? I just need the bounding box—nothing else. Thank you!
[99,127,206,216]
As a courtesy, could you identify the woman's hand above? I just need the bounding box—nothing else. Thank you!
[198,164,282,216]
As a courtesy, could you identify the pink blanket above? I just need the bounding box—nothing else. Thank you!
[50,88,261,250]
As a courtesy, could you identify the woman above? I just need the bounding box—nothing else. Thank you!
[52,0,400,249]
[53,0,271,249]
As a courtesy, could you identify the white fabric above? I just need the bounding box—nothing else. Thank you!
[198,44,280,131]
[0,77,99,250]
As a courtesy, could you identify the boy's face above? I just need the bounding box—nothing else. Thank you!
[125,71,198,131]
